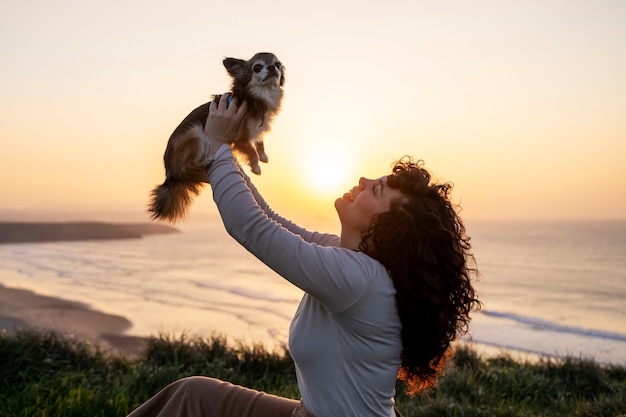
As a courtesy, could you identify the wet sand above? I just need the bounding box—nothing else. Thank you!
[0,284,146,357]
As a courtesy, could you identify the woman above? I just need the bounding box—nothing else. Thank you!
[128,94,480,417]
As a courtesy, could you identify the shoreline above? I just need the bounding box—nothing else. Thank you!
[0,284,146,357]
[2,283,623,366]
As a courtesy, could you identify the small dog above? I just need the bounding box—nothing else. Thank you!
[149,52,285,223]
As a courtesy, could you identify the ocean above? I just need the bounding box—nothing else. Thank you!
[1,219,625,365]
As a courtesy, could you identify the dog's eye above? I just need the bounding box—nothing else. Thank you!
[253,64,263,73]
[274,62,282,69]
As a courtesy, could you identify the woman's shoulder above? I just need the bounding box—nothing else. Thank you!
[335,249,394,292]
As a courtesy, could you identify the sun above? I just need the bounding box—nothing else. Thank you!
[304,147,355,197]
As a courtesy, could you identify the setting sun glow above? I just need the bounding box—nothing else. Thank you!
[302,143,355,198]
[0,1,625,222]
[307,150,350,192]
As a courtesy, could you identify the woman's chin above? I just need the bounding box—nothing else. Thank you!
[334,197,346,214]
[335,194,350,209]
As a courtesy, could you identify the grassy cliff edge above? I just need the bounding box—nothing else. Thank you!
[0,329,624,417]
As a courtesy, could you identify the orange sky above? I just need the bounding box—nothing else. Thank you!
[1,0,625,227]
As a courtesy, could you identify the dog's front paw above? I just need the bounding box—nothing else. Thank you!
[250,164,262,175]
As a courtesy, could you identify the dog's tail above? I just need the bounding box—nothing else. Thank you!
[148,178,202,223]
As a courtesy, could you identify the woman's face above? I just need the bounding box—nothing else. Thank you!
[335,176,404,236]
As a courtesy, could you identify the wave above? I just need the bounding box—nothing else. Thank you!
[482,310,626,342]
[190,280,301,304]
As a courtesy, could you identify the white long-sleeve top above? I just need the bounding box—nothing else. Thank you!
[208,145,402,417]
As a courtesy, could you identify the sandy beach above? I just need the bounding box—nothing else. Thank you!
[0,221,179,356]
[0,284,146,357]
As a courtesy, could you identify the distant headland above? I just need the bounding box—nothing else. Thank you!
[0,222,179,244]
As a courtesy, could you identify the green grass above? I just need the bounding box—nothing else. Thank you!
[0,329,624,417]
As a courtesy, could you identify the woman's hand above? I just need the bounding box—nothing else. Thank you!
[204,93,248,155]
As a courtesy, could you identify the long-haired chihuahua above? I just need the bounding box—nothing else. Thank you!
[149,52,285,223]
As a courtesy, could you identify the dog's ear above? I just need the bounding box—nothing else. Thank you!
[223,58,247,78]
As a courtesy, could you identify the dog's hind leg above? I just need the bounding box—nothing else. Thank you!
[233,139,261,175]
[255,140,268,163]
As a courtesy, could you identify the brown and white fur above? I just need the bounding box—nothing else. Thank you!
[149,52,285,223]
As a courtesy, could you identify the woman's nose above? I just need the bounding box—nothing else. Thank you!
[359,177,373,188]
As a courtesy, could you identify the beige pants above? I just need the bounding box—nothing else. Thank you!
[126,376,313,417]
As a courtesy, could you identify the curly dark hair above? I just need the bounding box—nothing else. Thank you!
[360,157,481,395]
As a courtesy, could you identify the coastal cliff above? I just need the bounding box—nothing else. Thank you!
[0,222,179,244]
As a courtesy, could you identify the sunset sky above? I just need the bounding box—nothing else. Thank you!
[1,0,625,227]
